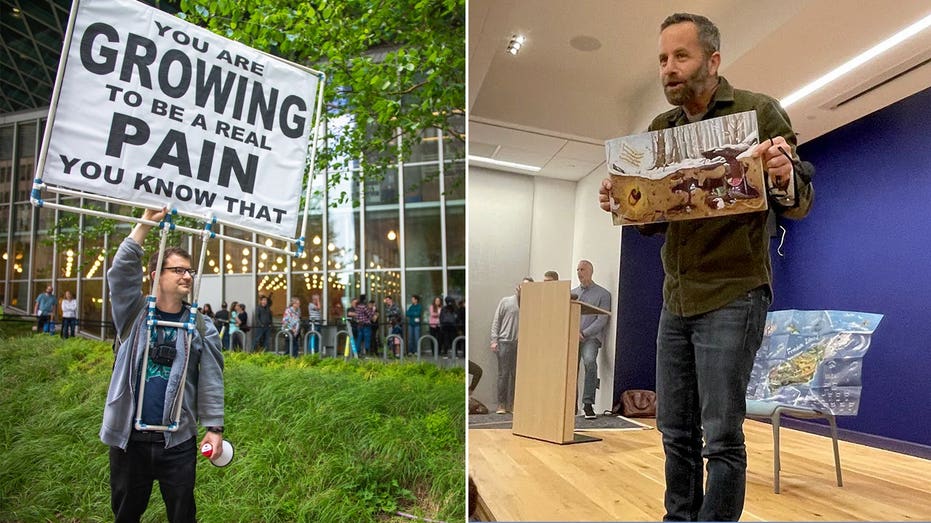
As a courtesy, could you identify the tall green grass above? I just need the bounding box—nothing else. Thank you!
[0,334,465,522]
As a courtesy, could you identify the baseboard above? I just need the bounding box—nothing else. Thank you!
[777,417,931,460]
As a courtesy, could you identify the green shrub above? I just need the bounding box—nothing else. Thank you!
[0,336,465,522]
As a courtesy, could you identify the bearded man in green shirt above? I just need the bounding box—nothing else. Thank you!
[599,13,813,522]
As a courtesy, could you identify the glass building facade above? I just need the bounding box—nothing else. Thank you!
[0,109,465,341]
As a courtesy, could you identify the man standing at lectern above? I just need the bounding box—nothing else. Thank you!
[572,260,612,419]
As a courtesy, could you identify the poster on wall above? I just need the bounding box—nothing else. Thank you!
[605,110,767,226]
[38,0,321,238]
[746,310,884,415]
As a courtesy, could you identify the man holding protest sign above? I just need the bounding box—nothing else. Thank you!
[101,206,225,522]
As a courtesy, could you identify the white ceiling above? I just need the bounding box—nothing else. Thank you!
[468,0,931,180]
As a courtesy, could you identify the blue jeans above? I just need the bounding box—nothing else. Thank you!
[578,337,600,405]
[495,340,517,409]
[407,323,421,354]
[61,317,77,339]
[656,286,770,522]
[356,325,372,356]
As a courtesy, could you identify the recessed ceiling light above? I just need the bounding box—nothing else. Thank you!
[781,12,931,108]
[507,35,526,56]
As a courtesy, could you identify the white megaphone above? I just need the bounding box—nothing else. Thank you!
[200,440,235,467]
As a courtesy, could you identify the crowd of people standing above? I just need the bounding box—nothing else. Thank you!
[34,285,465,360]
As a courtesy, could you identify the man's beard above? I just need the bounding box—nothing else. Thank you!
[663,61,710,107]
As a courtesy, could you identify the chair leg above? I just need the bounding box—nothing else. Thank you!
[827,413,843,487]
[772,412,781,494]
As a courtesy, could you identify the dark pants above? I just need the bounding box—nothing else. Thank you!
[61,317,77,338]
[441,325,458,356]
[109,436,197,523]
[251,326,270,351]
[656,286,770,522]
[36,313,51,334]
[288,330,300,357]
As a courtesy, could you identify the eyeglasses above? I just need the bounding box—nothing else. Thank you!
[162,266,197,277]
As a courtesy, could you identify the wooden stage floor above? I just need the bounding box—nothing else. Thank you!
[469,419,931,521]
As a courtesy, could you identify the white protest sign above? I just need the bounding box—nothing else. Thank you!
[41,0,320,238]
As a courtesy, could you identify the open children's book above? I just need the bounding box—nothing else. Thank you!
[605,110,786,226]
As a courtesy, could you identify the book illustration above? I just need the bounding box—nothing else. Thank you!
[605,111,767,225]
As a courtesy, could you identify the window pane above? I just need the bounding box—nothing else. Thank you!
[81,278,104,338]
[221,225,252,275]
[16,123,36,203]
[444,160,465,201]
[443,114,465,161]
[404,203,442,267]
[364,167,399,206]
[11,203,31,276]
[56,198,82,278]
[408,128,439,163]
[445,201,464,267]
[365,206,399,270]
[403,163,440,203]
[0,221,7,295]
[405,269,444,307]
[10,279,28,310]
[32,204,55,280]
[81,205,107,280]
[330,271,362,321]
[328,169,360,272]
[447,268,465,302]
[0,126,13,204]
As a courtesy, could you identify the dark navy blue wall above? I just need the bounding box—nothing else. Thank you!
[614,86,931,447]
[613,227,663,395]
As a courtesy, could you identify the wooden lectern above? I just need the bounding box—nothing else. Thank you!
[511,280,610,444]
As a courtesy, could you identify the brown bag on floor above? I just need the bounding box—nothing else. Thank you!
[620,389,656,418]
[469,396,489,415]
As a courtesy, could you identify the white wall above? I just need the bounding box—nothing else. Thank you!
[468,165,622,414]
[468,166,536,408]
[528,177,577,280]
[569,171,623,414]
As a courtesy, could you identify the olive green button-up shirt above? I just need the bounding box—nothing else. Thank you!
[642,77,813,317]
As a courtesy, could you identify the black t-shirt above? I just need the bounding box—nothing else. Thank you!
[139,308,184,426]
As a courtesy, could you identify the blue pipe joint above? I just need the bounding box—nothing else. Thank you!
[204,217,217,239]
[31,179,44,206]
[146,296,157,326]
[159,209,177,231]
[295,236,306,257]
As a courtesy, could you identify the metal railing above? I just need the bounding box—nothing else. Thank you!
[303,329,323,356]
[275,330,294,356]
[417,334,440,361]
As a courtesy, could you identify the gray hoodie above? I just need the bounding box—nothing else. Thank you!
[100,237,224,449]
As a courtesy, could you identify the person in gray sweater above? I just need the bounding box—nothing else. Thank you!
[489,277,533,414]
[100,206,224,522]
[572,260,612,420]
